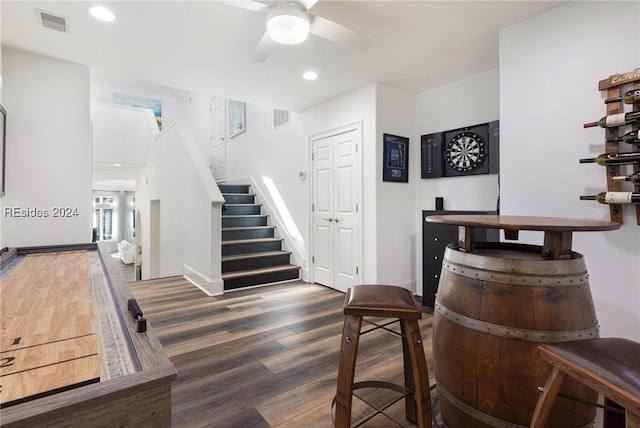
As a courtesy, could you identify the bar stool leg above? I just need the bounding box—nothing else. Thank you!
[335,315,363,428]
[401,319,432,428]
[401,320,417,423]
[530,367,567,428]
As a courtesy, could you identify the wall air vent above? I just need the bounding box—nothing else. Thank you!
[36,9,69,33]
[274,108,290,129]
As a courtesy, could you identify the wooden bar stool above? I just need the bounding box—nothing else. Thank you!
[530,338,640,428]
[332,284,432,428]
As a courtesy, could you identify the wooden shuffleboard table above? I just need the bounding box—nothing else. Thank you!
[1,250,100,406]
[0,243,176,427]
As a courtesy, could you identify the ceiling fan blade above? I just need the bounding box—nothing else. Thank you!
[219,0,272,13]
[252,31,277,62]
[297,0,318,11]
[309,15,373,52]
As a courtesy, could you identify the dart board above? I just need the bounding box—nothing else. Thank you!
[421,120,499,178]
[445,131,486,173]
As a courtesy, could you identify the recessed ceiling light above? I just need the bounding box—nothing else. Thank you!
[89,6,116,22]
[113,163,122,167]
[303,71,318,80]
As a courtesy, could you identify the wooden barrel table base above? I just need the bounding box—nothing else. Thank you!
[425,215,619,428]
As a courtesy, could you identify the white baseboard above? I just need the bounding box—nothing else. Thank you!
[183,264,223,296]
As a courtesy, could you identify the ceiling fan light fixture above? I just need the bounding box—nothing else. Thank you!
[267,5,310,45]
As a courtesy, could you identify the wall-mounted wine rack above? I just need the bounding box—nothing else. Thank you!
[593,69,640,224]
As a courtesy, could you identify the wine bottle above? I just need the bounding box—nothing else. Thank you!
[612,171,640,185]
[606,130,639,144]
[605,89,640,105]
[579,152,640,165]
[583,111,640,128]
[580,192,640,204]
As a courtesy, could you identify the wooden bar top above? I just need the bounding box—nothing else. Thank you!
[425,215,620,260]
[425,215,620,232]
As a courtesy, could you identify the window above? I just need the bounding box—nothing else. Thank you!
[94,194,116,242]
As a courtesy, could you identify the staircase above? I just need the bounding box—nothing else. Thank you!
[219,184,300,290]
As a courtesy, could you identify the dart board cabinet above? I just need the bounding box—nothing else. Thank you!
[421,209,499,307]
[421,120,499,178]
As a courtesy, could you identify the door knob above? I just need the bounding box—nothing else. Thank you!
[323,217,334,222]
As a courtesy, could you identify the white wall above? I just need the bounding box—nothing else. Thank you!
[376,83,416,290]
[138,121,224,293]
[1,49,92,247]
[500,1,640,340]
[183,93,214,168]
[91,102,155,165]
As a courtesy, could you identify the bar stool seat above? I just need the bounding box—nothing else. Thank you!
[530,338,640,428]
[333,284,432,427]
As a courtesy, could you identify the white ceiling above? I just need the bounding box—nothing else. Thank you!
[1,0,564,113]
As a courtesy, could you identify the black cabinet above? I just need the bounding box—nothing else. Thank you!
[421,210,499,308]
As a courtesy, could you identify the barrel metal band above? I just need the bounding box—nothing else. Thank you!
[441,260,589,287]
[436,381,528,428]
[436,382,595,428]
[435,301,599,343]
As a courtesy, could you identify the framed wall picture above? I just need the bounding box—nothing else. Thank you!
[228,99,246,138]
[383,133,409,183]
[113,93,163,130]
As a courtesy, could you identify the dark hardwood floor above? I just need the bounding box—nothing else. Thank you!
[128,276,436,428]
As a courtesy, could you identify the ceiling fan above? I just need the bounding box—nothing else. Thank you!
[224,0,373,62]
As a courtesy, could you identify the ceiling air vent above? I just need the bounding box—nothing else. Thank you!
[274,108,290,129]
[36,9,69,33]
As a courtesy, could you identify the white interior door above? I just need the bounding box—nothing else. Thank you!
[312,135,334,287]
[210,96,226,181]
[312,127,360,293]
